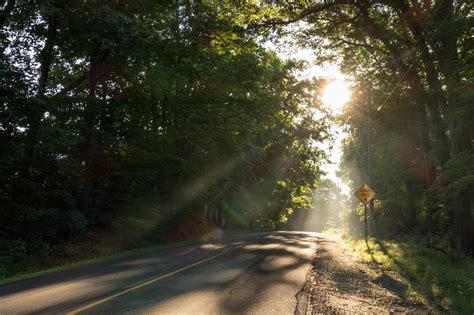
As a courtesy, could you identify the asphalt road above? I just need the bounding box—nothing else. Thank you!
[0,231,318,314]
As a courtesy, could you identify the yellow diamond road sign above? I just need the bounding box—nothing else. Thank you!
[355,184,376,205]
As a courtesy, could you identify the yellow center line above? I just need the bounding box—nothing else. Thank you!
[66,244,243,315]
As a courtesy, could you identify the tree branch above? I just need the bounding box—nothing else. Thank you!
[55,50,110,97]
[335,38,374,49]
[37,15,57,97]
[248,1,355,30]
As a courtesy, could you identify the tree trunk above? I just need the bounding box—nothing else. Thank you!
[18,15,56,180]
[397,1,451,164]
[358,5,450,168]
[79,51,100,213]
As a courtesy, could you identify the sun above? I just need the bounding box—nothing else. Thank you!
[322,79,351,113]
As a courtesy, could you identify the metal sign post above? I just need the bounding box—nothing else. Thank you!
[364,203,368,244]
[354,184,376,244]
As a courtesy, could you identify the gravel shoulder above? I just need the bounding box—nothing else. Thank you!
[307,234,431,314]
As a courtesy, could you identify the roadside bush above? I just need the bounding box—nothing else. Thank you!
[112,216,156,249]
[419,188,449,235]
[0,239,29,278]
[62,210,88,237]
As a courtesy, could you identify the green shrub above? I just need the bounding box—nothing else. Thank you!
[0,239,29,278]
[63,210,88,235]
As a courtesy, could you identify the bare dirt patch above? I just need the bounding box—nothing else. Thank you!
[307,235,431,314]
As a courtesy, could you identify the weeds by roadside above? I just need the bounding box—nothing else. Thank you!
[342,234,474,314]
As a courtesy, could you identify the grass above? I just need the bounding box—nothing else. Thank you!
[344,236,474,314]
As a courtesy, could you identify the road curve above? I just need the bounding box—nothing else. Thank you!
[0,231,318,314]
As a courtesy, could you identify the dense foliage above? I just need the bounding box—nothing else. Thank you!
[0,1,329,276]
[253,0,473,253]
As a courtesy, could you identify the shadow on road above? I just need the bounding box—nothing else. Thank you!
[0,231,318,314]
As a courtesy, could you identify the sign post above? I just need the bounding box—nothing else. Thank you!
[354,184,376,244]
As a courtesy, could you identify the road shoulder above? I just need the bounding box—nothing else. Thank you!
[307,234,430,314]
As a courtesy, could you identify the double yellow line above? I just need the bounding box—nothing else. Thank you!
[67,245,242,315]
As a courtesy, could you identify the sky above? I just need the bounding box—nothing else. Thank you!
[264,42,352,196]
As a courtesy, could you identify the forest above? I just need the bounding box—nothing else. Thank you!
[0,0,472,283]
